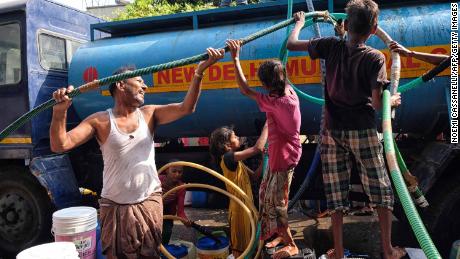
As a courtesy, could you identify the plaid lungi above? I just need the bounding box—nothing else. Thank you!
[320,128,394,212]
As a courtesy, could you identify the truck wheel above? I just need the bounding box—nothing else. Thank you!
[423,171,460,257]
[0,166,53,256]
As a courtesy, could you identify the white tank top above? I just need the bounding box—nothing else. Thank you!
[100,108,161,204]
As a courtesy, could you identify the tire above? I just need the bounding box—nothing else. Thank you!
[392,171,460,257]
[422,171,460,257]
[0,166,53,257]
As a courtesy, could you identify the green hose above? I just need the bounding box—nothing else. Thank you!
[398,76,424,93]
[278,17,329,105]
[393,139,428,207]
[382,90,441,258]
[0,11,332,142]
[398,56,450,94]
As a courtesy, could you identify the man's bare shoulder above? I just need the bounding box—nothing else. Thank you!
[84,111,111,138]
[140,105,159,130]
[83,111,110,127]
[85,111,109,120]
[140,105,158,116]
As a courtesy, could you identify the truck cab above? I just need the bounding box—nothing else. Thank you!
[0,0,101,255]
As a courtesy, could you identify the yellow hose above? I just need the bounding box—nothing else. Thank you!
[159,161,262,258]
[159,244,175,259]
[163,183,256,259]
[160,161,262,258]
[158,161,259,218]
[254,240,264,259]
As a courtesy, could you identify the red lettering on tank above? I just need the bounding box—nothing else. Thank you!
[223,64,235,80]
[249,62,258,78]
[157,70,170,84]
[431,48,448,54]
[209,65,221,81]
[406,57,421,68]
[286,60,299,77]
[172,68,183,84]
[184,67,195,82]
[300,59,316,76]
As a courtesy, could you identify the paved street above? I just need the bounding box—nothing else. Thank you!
[168,206,408,258]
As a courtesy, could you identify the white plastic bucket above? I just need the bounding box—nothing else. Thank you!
[196,236,229,259]
[52,206,97,259]
[196,246,229,259]
[17,242,79,259]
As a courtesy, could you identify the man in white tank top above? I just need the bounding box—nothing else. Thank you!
[50,48,224,258]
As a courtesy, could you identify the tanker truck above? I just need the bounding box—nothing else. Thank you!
[0,0,457,257]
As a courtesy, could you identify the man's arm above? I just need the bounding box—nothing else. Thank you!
[176,189,188,218]
[176,188,192,226]
[287,12,310,51]
[50,86,96,153]
[153,48,225,126]
[227,39,258,100]
[390,41,449,65]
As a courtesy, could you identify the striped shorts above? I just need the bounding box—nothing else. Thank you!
[320,128,394,212]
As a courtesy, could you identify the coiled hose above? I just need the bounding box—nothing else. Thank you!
[163,183,256,259]
[157,161,263,259]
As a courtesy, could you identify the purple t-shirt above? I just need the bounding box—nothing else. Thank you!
[308,37,390,130]
[255,86,302,171]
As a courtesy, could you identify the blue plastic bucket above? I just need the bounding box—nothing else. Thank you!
[196,236,229,259]
[163,244,188,259]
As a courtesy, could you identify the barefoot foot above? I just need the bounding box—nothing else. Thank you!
[265,236,284,249]
[383,246,407,259]
[272,245,299,259]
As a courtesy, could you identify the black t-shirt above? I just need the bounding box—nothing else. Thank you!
[223,151,237,171]
[307,37,390,130]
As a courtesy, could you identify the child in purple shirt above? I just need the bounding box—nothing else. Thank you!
[227,39,302,259]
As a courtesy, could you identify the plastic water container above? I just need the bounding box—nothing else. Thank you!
[192,191,208,208]
[52,206,98,259]
[164,244,188,259]
[450,240,460,259]
[170,240,196,259]
[196,236,229,259]
[17,242,79,259]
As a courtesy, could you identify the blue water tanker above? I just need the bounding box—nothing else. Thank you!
[69,1,451,138]
[1,1,457,257]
